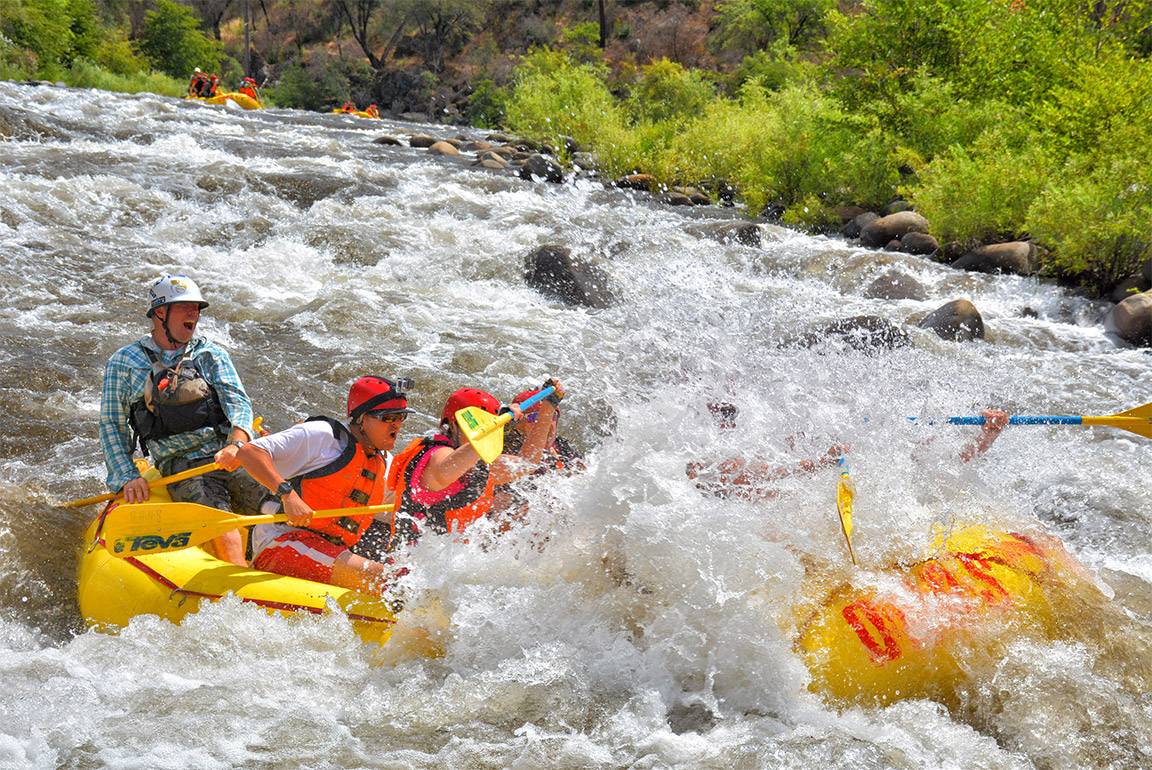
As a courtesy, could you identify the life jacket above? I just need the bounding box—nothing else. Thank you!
[385,434,494,550]
[128,344,229,455]
[283,417,387,548]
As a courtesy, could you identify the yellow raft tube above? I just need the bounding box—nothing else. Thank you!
[796,524,1099,706]
[77,470,427,651]
[185,92,264,110]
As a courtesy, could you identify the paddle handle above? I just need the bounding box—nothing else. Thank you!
[65,461,221,508]
[243,503,395,528]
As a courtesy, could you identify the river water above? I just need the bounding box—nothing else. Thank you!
[1,81,1150,769]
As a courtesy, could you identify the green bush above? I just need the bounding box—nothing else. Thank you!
[504,48,627,163]
[1028,138,1152,293]
[0,0,73,76]
[267,56,349,112]
[626,58,716,123]
[65,56,183,95]
[467,78,508,129]
[910,126,1054,247]
[135,0,220,79]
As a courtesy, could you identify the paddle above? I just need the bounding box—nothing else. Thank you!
[914,401,1152,440]
[65,462,221,508]
[456,386,558,463]
[835,454,857,565]
[102,501,395,558]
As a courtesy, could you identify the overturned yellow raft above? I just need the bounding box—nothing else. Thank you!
[78,478,419,650]
[797,525,1096,705]
[185,92,264,110]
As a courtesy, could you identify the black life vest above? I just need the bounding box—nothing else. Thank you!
[128,344,230,455]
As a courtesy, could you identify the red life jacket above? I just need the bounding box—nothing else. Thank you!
[287,417,387,548]
[385,434,494,550]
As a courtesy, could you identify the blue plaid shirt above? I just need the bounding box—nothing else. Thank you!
[100,334,254,492]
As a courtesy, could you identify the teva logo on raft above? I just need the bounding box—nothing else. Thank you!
[112,532,191,553]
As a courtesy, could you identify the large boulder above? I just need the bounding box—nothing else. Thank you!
[1105,292,1152,345]
[859,211,930,248]
[917,299,986,341]
[843,211,880,239]
[519,153,564,183]
[863,270,928,301]
[1108,274,1151,304]
[524,246,614,308]
[951,242,1037,276]
[899,232,940,256]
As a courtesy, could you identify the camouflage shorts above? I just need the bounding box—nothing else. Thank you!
[161,455,269,516]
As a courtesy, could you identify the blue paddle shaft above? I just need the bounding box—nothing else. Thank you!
[943,416,1083,426]
[515,386,556,412]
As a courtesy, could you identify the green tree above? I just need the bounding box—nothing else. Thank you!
[0,0,75,73]
[135,0,220,78]
[712,0,835,52]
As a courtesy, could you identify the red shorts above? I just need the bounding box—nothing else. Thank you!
[253,529,348,584]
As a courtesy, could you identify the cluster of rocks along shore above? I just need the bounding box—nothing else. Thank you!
[378,127,1148,349]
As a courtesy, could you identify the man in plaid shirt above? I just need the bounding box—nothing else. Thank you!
[99,275,265,565]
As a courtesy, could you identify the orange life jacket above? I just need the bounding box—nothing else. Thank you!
[385,434,494,549]
[287,417,387,548]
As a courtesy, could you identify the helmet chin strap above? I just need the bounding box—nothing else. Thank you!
[349,417,381,456]
[157,306,183,349]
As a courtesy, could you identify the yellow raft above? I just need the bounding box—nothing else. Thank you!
[186,92,264,110]
[796,525,1097,705]
[77,475,404,647]
[332,107,380,119]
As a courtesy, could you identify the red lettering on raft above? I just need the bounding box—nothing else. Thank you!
[842,600,905,665]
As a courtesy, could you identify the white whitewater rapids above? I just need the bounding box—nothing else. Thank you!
[0,81,1150,769]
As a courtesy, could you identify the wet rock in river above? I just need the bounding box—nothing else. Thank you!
[863,270,927,301]
[917,299,986,341]
[951,241,1038,276]
[524,245,614,308]
[859,211,930,248]
[519,153,564,183]
[1105,292,1152,346]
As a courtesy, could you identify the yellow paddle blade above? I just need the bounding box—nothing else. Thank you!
[103,501,394,558]
[836,473,857,566]
[456,406,513,463]
[1082,401,1152,439]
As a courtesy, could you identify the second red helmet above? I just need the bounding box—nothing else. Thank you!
[348,376,409,420]
[440,388,499,428]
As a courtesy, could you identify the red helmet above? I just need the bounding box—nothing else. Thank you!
[441,388,499,428]
[348,376,409,420]
[243,77,255,84]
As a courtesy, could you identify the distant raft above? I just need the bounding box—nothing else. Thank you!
[796,525,1100,705]
[77,469,439,655]
[186,92,264,110]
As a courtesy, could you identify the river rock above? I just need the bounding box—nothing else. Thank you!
[572,152,595,169]
[372,135,402,146]
[1105,292,1152,345]
[519,154,564,183]
[917,299,985,341]
[859,211,930,248]
[882,199,914,215]
[486,132,513,143]
[687,222,762,248]
[843,211,880,239]
[524,245,614,308]
[951,242,1037,275]
[899,232,940,256]
[427,141,459,155]
[863,270,928,301]
[689,192,712,205]
[1108,274,1151,304]
[661,191,693,206]
[408,134,437,148]
[616,174,654,191]
[835,205,868,224]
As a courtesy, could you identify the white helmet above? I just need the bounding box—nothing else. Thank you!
[147,275,209,317]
